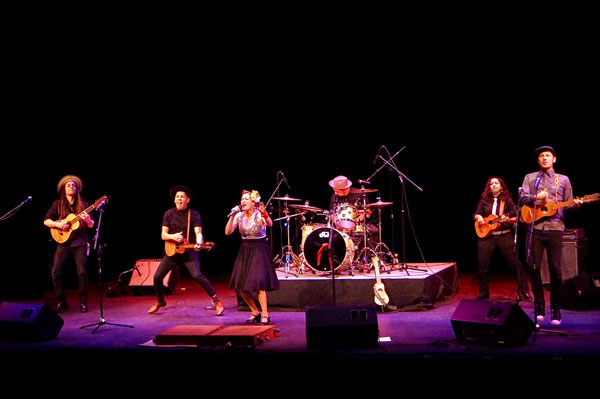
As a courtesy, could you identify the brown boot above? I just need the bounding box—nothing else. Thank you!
[148,300,166,314]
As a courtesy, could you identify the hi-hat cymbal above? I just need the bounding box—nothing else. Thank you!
[289,204,325,212]
[349,187,379,193]
[367,201,393,208]
[272,195,302,201]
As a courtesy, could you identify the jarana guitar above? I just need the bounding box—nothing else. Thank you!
[474,214,515,238]
[521,193,599,224]
[372,256,389,307]
[50,195,108,243]
[165,241,215,257]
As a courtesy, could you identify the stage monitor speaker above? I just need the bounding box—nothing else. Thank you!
[562,274,600,310]
[305,304,379,349]
[0,302,64,341]
[540,240,579,284]
[129,259,173,294]
[450,299,534,346]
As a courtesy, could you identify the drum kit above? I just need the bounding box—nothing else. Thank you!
[271,188,397,277]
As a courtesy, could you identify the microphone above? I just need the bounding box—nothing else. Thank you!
[279,171,291,190]
[24,196,32,204]
[227,206,240,217]
[534,174,542,190]
[357,179,370,185]
[373,145,384,164]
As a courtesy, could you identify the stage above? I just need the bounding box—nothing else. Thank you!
[268,262,457,310]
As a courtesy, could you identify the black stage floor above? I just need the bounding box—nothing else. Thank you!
[1,269,599,396]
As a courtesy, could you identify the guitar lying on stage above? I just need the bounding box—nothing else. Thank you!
[50,195,108,243]
[164,240,215,257]
[372,256,389,307]
[520,193,599,224]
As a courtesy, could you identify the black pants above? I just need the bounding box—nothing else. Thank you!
[526,230,563,310]
[52,244,88,301]
[477,232,529,297]
[154,251,216,302]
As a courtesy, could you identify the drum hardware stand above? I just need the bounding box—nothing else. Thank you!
[81,202,134,334]
[273,206,305,278]
[373,146,426,275]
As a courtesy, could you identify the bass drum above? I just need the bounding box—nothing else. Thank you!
[302,227,354,273]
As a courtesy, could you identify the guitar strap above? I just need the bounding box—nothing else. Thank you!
[186,209,191,242]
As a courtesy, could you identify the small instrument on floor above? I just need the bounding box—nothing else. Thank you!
[51,195,108,243]
[521,193,599,223]
[165,241,215,256]
[372,256,389,307]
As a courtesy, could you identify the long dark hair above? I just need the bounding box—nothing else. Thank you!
[480,177,512,201]
[57,186,84,219]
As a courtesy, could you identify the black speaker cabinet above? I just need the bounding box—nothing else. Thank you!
[450,299,534,346]
[562,274,600,310]
[0,302,64,341]
[540,240,579,284]
[305,304,379,349]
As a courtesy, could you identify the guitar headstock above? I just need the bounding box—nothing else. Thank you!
[582,193,600,203]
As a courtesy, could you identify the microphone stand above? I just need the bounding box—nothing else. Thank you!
[81,204,133,334]
[376,148,426,274]
[0,196,32,222]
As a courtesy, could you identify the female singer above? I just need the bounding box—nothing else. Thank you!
[225,190,279,324]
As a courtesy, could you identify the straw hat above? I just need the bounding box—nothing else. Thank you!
[57,175,83,193]
[328,175,352,190]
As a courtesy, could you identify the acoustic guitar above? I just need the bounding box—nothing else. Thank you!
[50,195,108,243]
[165,241,215,257]
[521,193,599,224]
[372,256,389,307]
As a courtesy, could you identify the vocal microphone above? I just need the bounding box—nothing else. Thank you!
[534,174,542,190]
[357,179,370,185]
[279,171,291,190]
[227,206,240,217]
[373,145,385,164]
[25,196,32,203]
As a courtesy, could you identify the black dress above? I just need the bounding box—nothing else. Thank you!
[229,210,279,292]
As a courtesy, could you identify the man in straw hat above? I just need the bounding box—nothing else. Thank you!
[44,175,94,313]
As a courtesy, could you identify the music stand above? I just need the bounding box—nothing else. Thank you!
[81,202,133,334]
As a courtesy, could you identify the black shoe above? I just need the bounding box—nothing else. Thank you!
[535,303,545,323]
[56,301,69,313]
[518,291,532,302]
[551,308,562,326]
[260,315,271,325]
[245,313,261,324]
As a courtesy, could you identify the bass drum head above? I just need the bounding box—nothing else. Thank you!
[302,227,353,273]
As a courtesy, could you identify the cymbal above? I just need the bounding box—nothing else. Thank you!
[289,204,325,212]
[349,187,379,193]
[272,196,302,201]
[367,201,393,208]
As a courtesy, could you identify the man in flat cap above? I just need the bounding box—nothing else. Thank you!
[520,146,583,327]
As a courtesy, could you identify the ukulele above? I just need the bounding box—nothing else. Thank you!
[164,240,215,257]
[521,193,599,224]
[372,256,389,307]
[50,195,108,243]
[474,214,515,238]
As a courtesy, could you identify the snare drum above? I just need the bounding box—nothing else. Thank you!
[302,227,355,273]
[334,203,357,230]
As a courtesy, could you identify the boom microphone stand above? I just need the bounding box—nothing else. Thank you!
[375,147,426,274]
[81,202,133,334]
